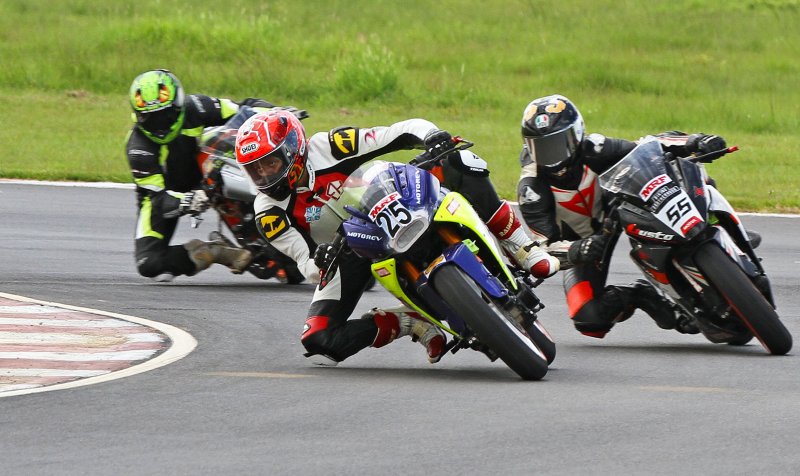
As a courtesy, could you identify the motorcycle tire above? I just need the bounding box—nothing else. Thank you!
[431,265,549,380]
[693,242,792,355]
[524,319,556,364]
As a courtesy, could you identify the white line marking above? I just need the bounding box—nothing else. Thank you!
[0,384,40,392]
[0,305,79,313]
[1,369,109,377]
[0,179,134,189]
[0,292,197,398]
[0,350,160,361]
[0,332,160,344]
[0,318,143,327]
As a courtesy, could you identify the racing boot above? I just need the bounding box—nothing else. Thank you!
[486,201,560,279]
[363,308,446,363]
[604,279,680,330]
[184,239,253,274]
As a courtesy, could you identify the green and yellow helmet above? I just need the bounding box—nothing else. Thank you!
[129,69,186,144]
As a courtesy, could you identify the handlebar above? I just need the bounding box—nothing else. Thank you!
[686,145,739,164]
[411,136,475,169]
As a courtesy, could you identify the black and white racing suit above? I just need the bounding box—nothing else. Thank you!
[516,132,704,337]
[253,119,505,362]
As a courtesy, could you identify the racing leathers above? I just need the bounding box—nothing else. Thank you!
[517,131,713,337]
[126,95,270,280]
[253,119,554,363]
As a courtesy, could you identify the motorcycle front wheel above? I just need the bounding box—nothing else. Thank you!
[431,265,550,380]
[694,242,792,355]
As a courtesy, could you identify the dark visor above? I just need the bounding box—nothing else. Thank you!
[524,126,579,168]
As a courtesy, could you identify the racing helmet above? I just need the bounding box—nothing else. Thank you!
[521,95,585,171]
[235,111,307,200]
[129,69,186,144]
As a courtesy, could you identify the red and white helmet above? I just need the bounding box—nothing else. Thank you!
[235,110,307,200]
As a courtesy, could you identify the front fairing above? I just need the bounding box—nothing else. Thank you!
[600,140,706,242]
[339,161,441,259]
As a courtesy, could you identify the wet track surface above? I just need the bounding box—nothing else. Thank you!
[1,182,799,475]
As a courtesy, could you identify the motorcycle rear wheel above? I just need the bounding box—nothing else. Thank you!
[694,242,792,355]
[431,265,549,380]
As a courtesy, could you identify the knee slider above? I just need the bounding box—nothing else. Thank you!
[571,301,615,337]
[300,316,340,360]
[136,256,164,278]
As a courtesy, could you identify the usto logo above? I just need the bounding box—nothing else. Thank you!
[240,142,259,155]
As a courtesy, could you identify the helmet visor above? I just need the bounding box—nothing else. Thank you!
[242,148,292,193]
[137,104,182,139]
[524,125,580,169]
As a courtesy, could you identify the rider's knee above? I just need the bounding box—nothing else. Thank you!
[136,255,163,278]
[301,316,342,361]
[571,301,615,339]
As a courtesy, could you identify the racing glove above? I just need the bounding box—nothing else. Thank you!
[686,134,726,155]
[423,129,455,157]
[313,242,338,271]
[567,234,609,265]
[178,189,210,216]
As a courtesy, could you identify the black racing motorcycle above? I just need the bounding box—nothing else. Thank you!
[193,106,306,284]
[597,139,792,354]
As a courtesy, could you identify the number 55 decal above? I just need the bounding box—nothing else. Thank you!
[666,197,692,226]
[656,193,702,236]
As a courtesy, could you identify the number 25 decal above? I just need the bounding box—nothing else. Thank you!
[375,201,412,238]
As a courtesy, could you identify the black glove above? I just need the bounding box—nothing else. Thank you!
[313,242,338,271]
[686,134,726,155]
[239,97,275,108]
[567,234,608,265]
[178,189,210,216]
[279,106,309,121]
[423,129,455,159]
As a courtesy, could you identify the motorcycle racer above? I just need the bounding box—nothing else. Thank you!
[126,69,296,282]
[515,94,759,338]
[234,110,559,365]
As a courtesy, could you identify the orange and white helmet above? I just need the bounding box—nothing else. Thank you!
[235,110,307,200]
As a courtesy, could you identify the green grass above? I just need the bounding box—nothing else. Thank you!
[1,0,798,212]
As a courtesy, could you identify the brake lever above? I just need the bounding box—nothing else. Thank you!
[689,145,739,163]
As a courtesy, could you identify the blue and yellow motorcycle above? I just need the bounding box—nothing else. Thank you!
[325,140,555,380]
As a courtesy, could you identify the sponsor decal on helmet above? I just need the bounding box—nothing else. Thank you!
[523,103,538,122]
[545,99,567,114]
[535,114,550,129]
[240,142,259,155]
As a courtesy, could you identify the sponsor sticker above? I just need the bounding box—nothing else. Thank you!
[259,213,288,239]
[639,174,671,201]
[369,191,401,219]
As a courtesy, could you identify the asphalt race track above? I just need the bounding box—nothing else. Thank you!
[1,182,799,475]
